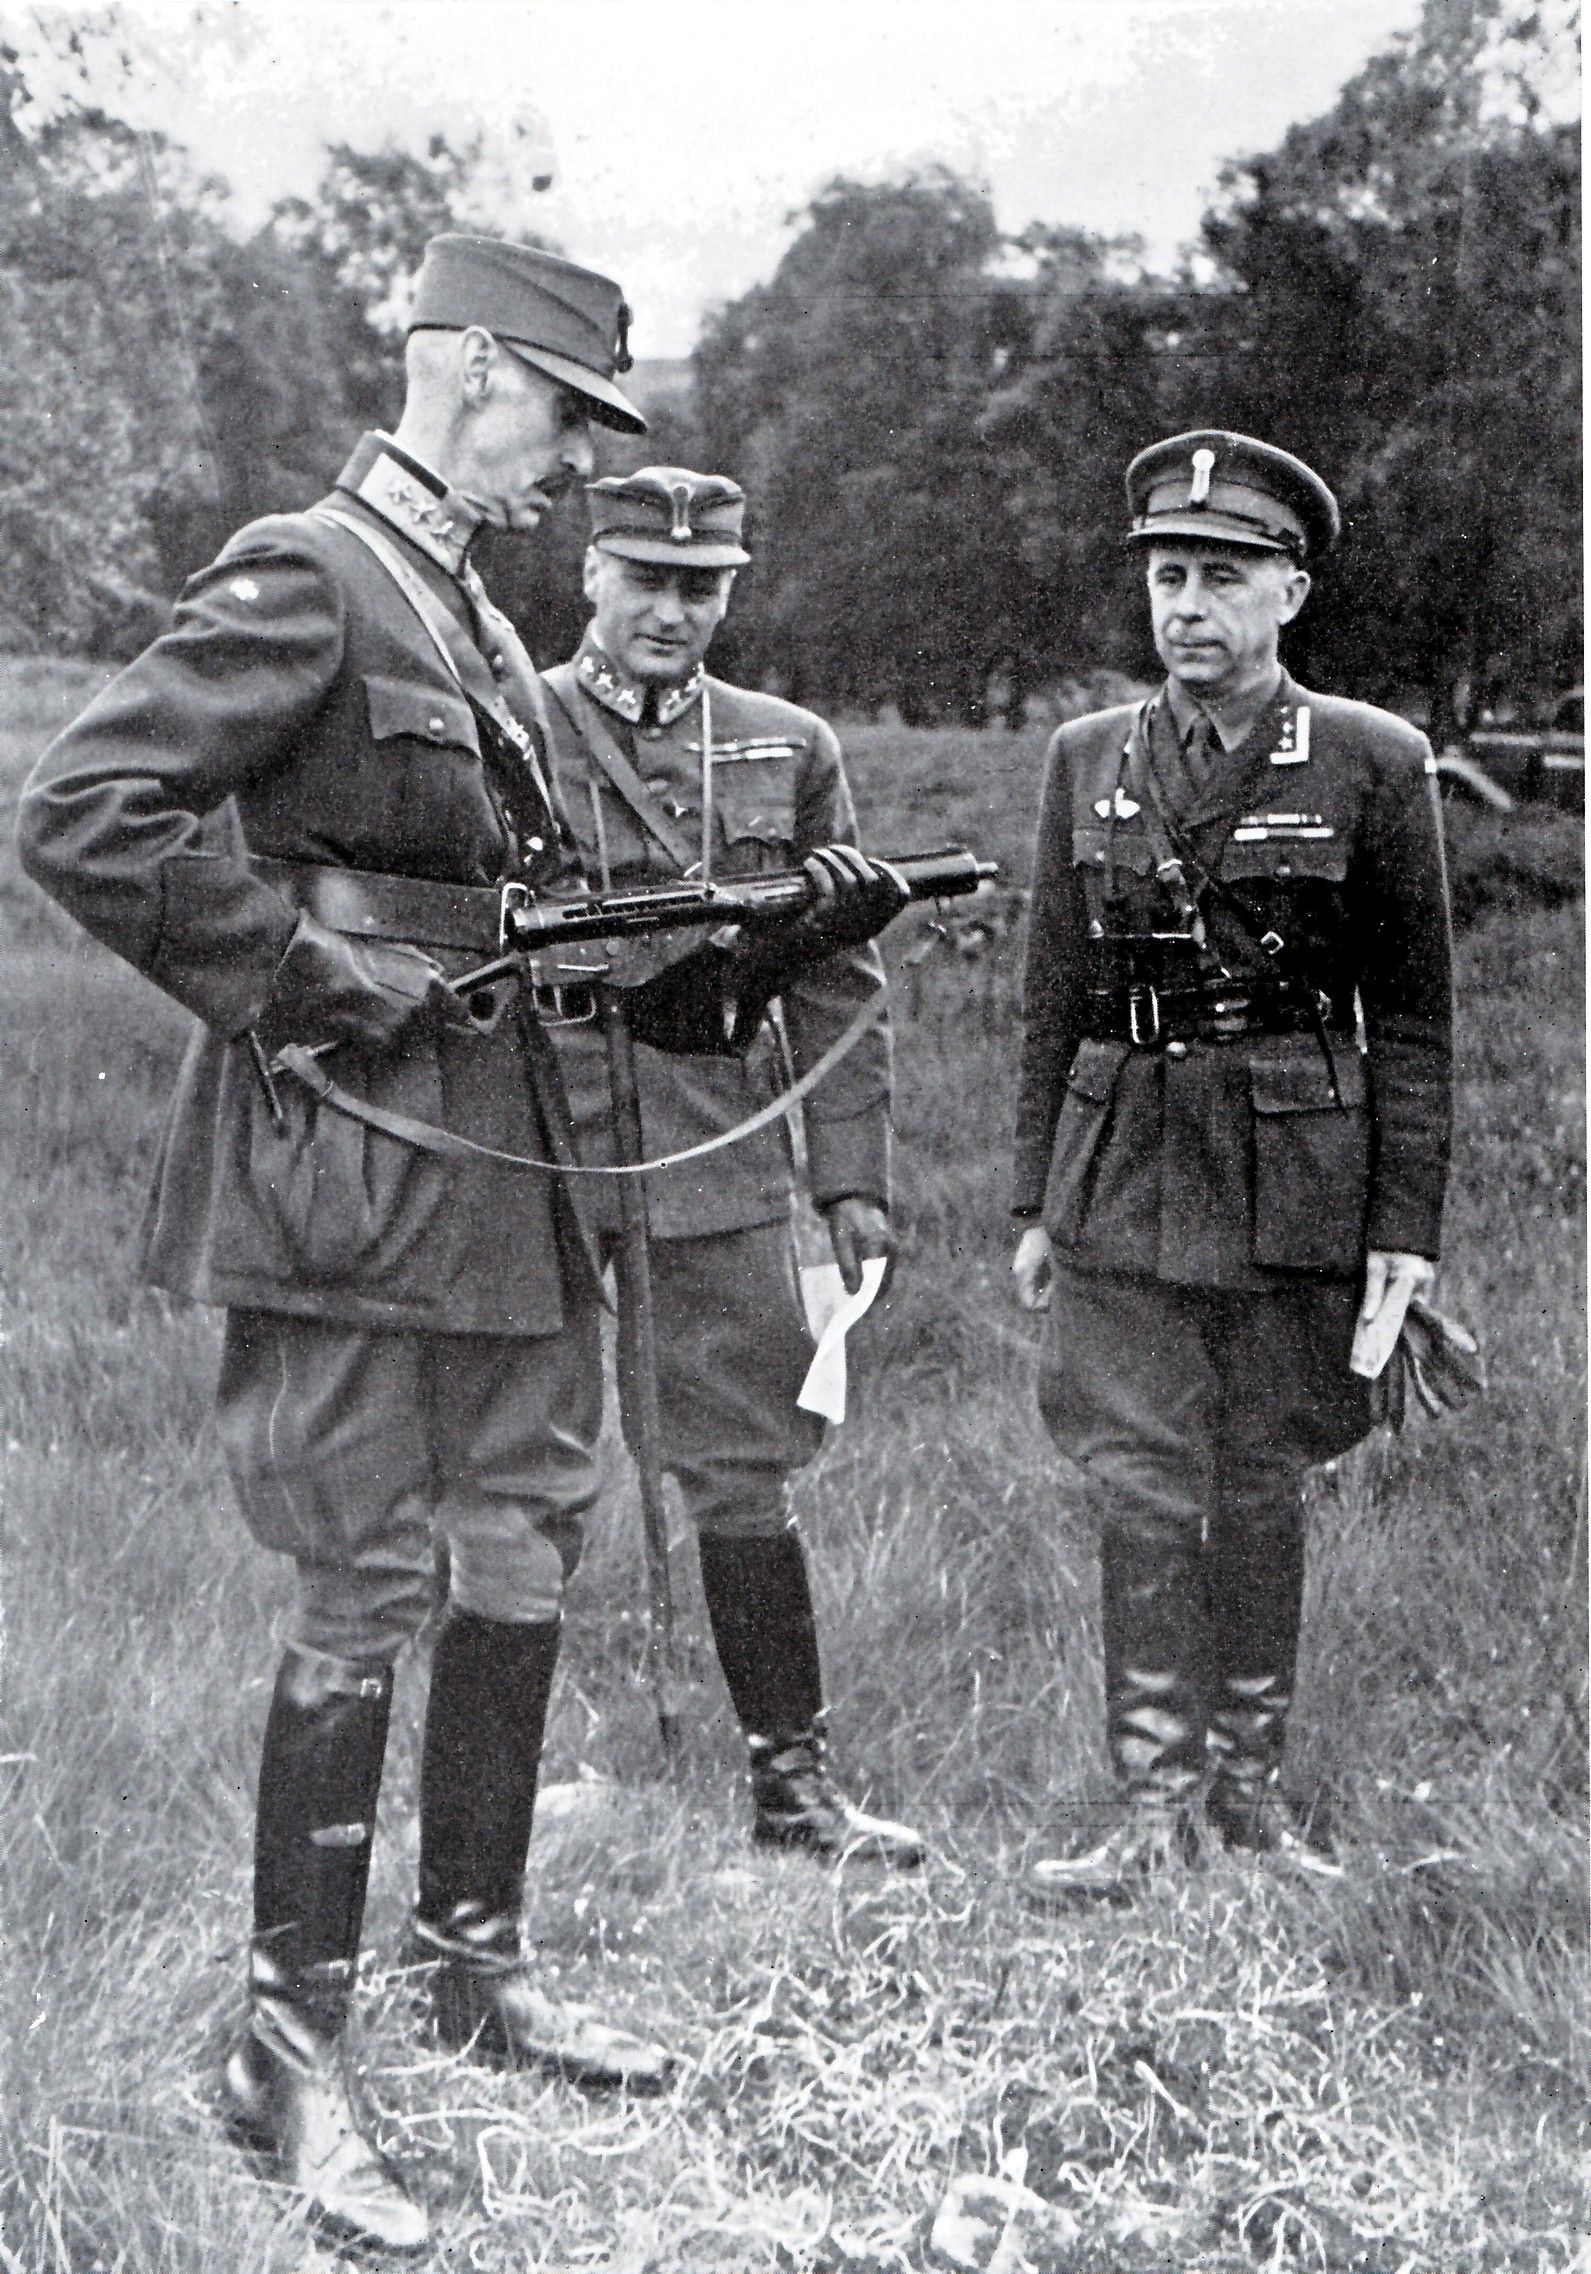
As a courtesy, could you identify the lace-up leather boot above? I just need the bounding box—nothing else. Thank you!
[748,1725,926,1866]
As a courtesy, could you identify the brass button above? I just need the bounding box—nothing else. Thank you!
[527,835,544,853]
[1165,1040,1189,1060]
[428,716,446,737]
[1277,862,1293,879]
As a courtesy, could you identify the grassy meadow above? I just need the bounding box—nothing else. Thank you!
[0,661,1585,2272]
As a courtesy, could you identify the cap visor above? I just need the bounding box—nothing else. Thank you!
[1127,513,1294,554]
[594,534,750,568]
[504,341,648,435]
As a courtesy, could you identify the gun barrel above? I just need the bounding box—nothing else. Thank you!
[496,843,996,964]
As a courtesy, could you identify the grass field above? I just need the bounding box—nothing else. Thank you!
[0,660,1585,2272]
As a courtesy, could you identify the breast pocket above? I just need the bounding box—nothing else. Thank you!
[1249,1040,1369,1273]
[1222,835,1349,886]
[363,674,492,866]
[714,754,798,871]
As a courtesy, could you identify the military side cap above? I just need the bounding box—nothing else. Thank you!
[408,233,647,435]
[1125,430,1339,560]
[586,466,750,567]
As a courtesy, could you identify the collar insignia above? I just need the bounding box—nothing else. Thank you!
[352,451,481,576]
[577,636,704,727]
[1268,704,1311,765]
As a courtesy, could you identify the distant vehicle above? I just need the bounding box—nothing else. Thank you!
[1454,689,1584,809]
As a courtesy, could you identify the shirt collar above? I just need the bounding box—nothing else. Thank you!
[1164,662,1285,755]
[334,432,484,577]
[575,627,705,727]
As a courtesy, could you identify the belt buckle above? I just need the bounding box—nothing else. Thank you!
[1127,984,1160,1045]
[500,880,532,951]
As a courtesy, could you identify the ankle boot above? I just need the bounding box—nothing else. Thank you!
[699,1531,925,1867]
[223,1649,428,2254]
[413,1610,673,2091]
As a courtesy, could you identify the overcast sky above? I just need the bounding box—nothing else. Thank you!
[15,0,1432,353]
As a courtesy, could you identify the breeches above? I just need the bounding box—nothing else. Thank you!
[217,1298,603,1662]
[1038,1259,1373,1698]
[1037,1258,1372,1545]
[608,1220,824,1535]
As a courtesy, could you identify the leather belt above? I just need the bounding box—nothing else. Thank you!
[254,854,512,953]
[1085,984,1346,1048]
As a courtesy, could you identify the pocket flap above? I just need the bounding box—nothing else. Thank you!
[1250,1046,1367,1114]
[1066,1035,1130,1104]
[364,674,477,752]
[1072,825,1155,877]
[715,760,796,846]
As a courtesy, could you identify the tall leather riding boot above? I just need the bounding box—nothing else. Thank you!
[222,1647,429,2256]
[698,1529,926,1867]
[1024,1527,1208,1909]
[413,1609,671,2090]
[1203,1475,1317,1854]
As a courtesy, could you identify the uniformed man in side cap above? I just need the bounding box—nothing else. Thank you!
[1010,431,1453,1904]
[539,467,925,1867]
[16,240,906,2252]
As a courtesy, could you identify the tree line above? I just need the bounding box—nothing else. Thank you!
[1,0,1578,738]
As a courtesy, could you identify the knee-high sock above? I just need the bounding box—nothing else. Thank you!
[416,1611,560,1929]
[698,1530,823,1741]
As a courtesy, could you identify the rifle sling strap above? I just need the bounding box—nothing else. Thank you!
[272,985,887,1178]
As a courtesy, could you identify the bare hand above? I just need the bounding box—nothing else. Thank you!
[824,1196,894,1295]
[1012,1225,1054,1312]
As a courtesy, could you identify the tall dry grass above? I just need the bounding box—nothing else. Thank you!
[0,663,1584,2270]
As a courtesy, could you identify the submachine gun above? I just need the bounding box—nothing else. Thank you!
[503,844,994,1770]
[447,845,997,1041]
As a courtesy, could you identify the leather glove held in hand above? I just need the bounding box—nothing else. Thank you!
[725,845,910,1045]
[608,849,910,1059]
[258,912,473,1053]
[1368,1297,1487,1430]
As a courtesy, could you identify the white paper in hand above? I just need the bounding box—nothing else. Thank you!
[797,1256,888,1423]
[1350,1274,1417,1380]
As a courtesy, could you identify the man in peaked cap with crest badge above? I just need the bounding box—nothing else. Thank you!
[16,238,907,2251]
[1009,431,1453,1904]
[539,466,926,1869]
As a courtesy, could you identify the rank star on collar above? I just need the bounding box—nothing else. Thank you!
[338,436,483,577]
[576,636,704,728]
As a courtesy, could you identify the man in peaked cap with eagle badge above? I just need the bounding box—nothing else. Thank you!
[1010,431,1453,1905]
[17,239,906,2251]
[538,466,926,1870]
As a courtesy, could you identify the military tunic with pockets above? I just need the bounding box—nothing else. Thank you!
[17,432,613,1655]
[540,634,893,1527]
[1014,662,1454,1827]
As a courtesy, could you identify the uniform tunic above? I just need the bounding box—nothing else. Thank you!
[539,637,894,1528]
[17,435,610,1655]
[1015,671,1454,1526]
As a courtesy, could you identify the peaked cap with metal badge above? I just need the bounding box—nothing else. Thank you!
[408,232,648,436]
[586,466,752,568]
[1125,430,1340,562]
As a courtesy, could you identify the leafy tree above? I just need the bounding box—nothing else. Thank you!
[1187,0,1581,730]
[695,171,1033,722]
